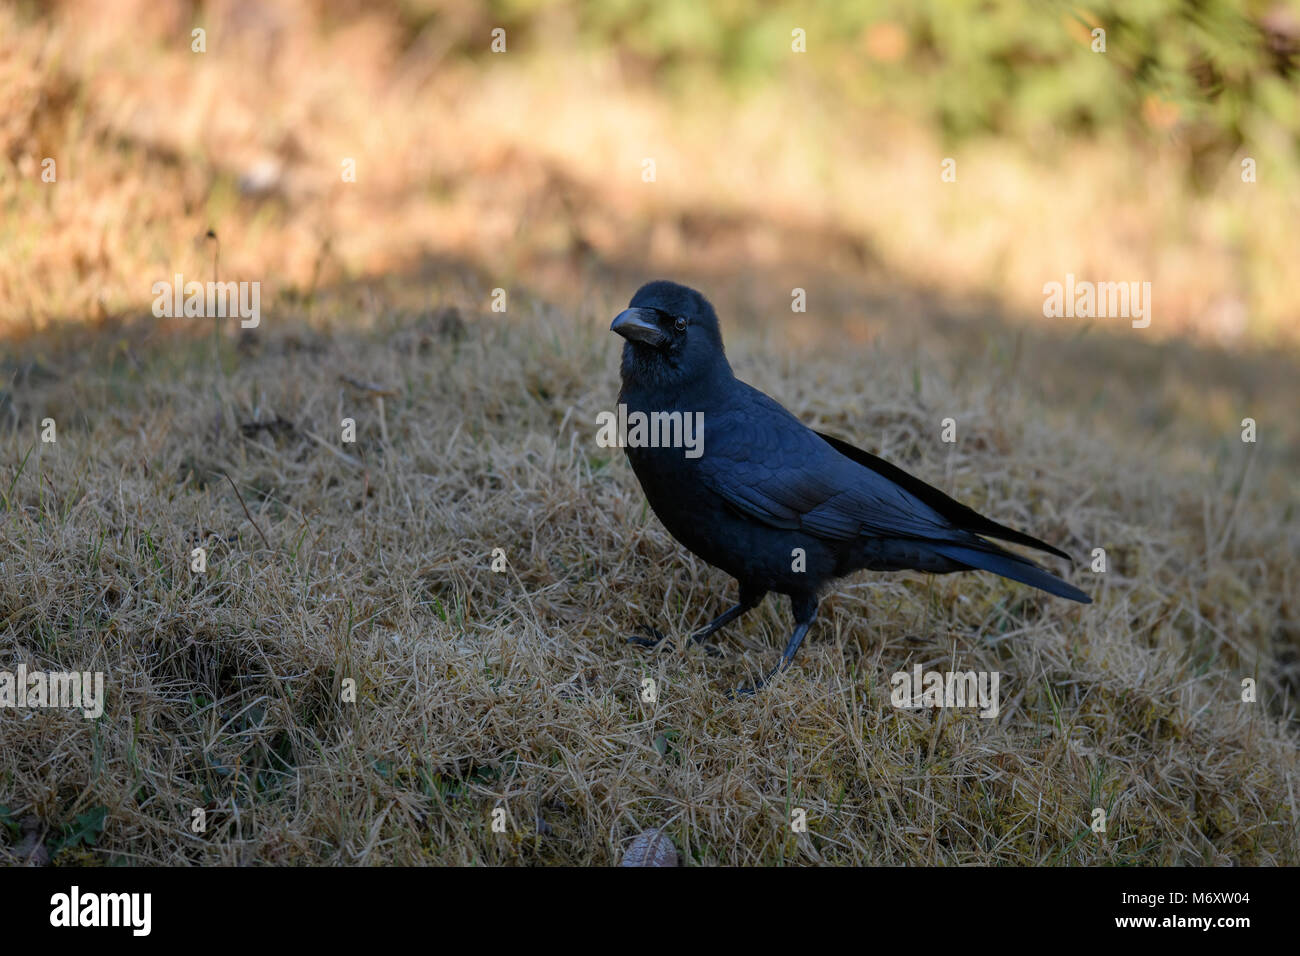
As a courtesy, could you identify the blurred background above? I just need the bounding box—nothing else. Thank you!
[2,0,1299,344]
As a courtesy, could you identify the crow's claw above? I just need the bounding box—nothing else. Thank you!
[728,663,786,698]
[629,628,724,658]
[628,627,670,650]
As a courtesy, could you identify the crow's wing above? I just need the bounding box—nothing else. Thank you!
[813,430,1072,560]
[695,388,954,542]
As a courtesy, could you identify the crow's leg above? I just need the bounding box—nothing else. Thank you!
[630,583,766,653]
[732,595,818,696]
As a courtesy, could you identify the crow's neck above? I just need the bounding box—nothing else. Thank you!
[619,348,733,408]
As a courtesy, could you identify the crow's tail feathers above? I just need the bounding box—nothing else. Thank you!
[931,541,1092,604]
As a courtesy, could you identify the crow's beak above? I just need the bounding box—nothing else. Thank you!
[611,308,667,348]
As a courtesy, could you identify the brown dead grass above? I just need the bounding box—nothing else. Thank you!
[2,0,1299,343]
[1,265,1297,864]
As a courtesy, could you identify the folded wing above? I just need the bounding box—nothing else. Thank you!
[692,385,1088,603]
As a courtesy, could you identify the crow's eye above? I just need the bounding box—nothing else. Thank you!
[674,316,688,332]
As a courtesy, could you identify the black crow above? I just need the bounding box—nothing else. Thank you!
[610,280,1090,692]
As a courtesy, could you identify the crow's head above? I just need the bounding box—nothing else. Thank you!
[612,281,729,389]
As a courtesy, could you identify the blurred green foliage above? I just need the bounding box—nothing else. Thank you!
[411,0,1300,186]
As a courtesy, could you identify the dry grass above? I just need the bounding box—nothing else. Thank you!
[3,0,1299,343]
[1,0,1297,865]
[1,266,1297,864]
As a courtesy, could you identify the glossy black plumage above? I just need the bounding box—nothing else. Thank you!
[611,280,1089,690]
